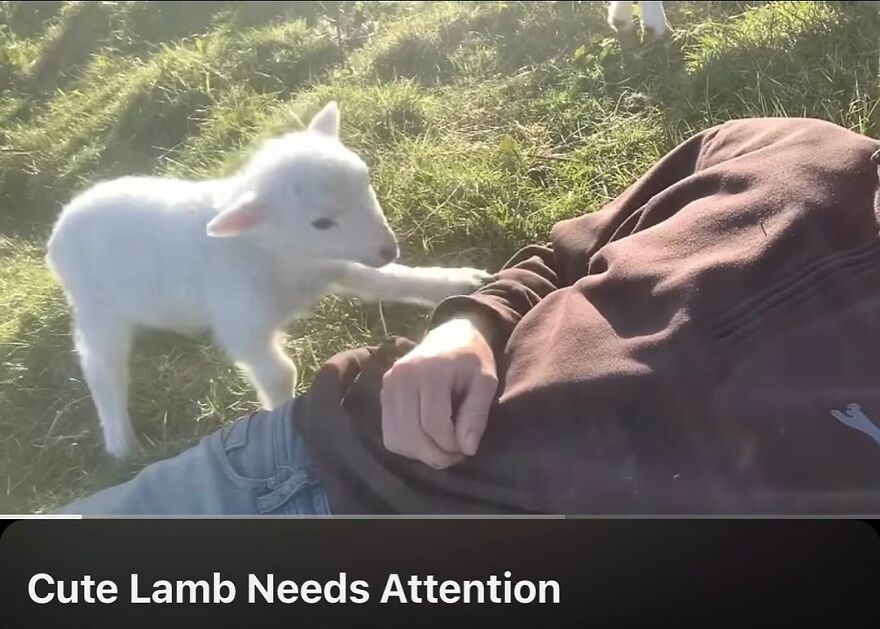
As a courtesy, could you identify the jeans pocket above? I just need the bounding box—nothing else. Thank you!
[212,412,278,486]
[213,408,332,515]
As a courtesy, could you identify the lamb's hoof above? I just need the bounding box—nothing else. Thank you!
[103,430,142,461]
[611,19,640,50]
[610,17,635,33]
[445,267,494,294]
[643,25,672,44]
[419,267,493,304]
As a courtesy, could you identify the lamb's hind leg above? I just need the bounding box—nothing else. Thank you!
[608,2,640,49]
[73,312,139,459]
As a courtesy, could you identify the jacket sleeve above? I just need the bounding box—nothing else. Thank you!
[429,125,718,355]
[430,244,562,357]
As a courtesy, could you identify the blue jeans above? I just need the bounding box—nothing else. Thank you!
[57,398,332,516]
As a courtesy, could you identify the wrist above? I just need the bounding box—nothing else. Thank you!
[449,312,497,348]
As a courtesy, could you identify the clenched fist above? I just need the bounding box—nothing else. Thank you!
[380,315,499,469]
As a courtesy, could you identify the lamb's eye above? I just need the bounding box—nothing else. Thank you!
[311,218,336,230]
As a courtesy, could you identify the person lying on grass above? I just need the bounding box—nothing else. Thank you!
[58,116,880,516]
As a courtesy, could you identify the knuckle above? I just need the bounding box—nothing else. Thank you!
[418,446,461,470]
[424,454,449,470]
[476,371,499,388]
[383,366,420,394]
[381,432,394,451]
[382,366,402,384]
[390,361,419,380]
[416,444,439,467]
[381,373,398,394]
[456,353,481,371]
[382,431,403,454]
[433,454,463,470]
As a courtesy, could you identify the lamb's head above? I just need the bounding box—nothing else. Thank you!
[206,101,399,268]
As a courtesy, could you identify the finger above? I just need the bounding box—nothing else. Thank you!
[416,437,466,470]
[419,375,460,454]
[382,372,464,469]
[381,371,415,456]
[454,372,498,456]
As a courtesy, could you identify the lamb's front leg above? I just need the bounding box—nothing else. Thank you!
[329,262,492,307]
[209,296,297,410]
[220,331,297,410]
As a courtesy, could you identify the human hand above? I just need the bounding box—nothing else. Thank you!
[380,315,499,469]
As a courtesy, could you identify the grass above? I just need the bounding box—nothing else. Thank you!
[0,0,877,513]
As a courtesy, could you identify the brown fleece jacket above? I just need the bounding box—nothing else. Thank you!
[296,117,880,514]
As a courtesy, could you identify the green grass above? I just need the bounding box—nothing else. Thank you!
[0,0,877,513]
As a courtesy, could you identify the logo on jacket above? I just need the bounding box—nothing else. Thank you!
[830,403,880,447]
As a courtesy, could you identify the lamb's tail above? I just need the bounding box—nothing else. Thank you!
[44,207,81,296]
[44,215,66,278]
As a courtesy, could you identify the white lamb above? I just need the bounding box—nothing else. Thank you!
[46,101,491,460]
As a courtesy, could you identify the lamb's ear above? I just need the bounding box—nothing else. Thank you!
[206,191,264,238]
[307,101,339,137]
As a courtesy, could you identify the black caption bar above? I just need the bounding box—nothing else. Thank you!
[1,519,878,627]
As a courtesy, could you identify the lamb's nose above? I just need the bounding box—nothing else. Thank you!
[378,245,398,266]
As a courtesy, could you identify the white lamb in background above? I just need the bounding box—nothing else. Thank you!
[46,101,491,460]
[608,1,671,42]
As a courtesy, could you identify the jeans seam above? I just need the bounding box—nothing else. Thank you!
[274,398,296,475]
[209,424,276,489]
[257,469,319,514]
